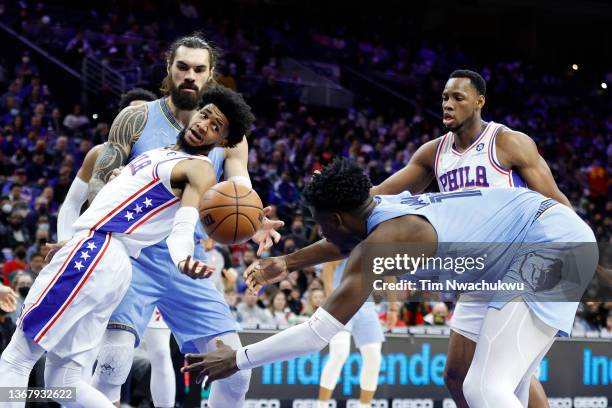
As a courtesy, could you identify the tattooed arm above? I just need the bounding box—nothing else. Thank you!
[88,104,148,203]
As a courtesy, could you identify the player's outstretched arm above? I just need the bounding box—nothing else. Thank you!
[182,243,373,386]
[244,238,348,291]
[224,136,284,255]
[88,104,148,203]
[370,138,439,196]
[168,159,218,279]
[57,145,105,242]
[496,129,571,207]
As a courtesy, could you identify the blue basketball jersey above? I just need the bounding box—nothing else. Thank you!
[367,188,543,243]
[130,98,225,243]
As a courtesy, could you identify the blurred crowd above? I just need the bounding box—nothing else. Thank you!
[0,1,610,361]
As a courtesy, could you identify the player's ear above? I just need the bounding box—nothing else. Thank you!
[476,95,485,111]
[332,212,343,227]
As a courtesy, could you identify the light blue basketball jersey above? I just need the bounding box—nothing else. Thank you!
[130,98,225,245]
[365,188,596,336]
[367,188,543,243]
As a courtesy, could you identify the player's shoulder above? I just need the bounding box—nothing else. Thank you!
[495,126,536,151]
[413,135,446,163]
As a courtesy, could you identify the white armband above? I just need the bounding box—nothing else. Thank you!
[166,207,199,268]
[57,177,89,241]
[229,175,252,189]
[235,307,344,370]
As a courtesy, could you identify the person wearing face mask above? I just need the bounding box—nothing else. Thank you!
[8,272,33,325]
[424,302,450,326]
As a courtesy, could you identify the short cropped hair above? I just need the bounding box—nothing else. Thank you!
[449,69,486,96]
[302,157,371,212]
[118,88,157,111]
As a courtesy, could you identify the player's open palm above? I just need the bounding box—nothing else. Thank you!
[182,339,239,387]
[0,284,17,313]
[179,256,215,279]
[244,256,288,292]
[251,206,284,256]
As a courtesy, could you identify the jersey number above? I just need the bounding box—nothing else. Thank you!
[128,154,152,175]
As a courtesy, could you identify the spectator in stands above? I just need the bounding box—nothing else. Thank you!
[301,288,325,318]
[424,302,449,326]
[8,271,32,324]
[224,289,239,322]
[0,213,30,252]
[279,279,303,316]
[62,104,89,131]
[2,245,27,285]
[265,290,295,327]
[24,252,44,280]
[237,290,270,327]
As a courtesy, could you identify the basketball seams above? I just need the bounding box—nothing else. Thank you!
[232,180,239,243]
[238,212,258,233]
[206,212,237,236]
[208,185,255,199]
[200,180,263,244]
[197,203,263,210]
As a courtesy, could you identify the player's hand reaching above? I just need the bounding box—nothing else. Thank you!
[181,339,239,387]
[44,240,69,262]
[179,256,215,279]
[251,206,284,256]
[244,256,289,292]
[0,284,17,313]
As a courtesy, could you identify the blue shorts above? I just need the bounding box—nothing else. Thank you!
[108,242,239,353]
[344,301,385,348]
[490,203,598,336]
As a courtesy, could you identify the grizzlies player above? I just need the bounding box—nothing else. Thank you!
[370,69,570,407]
[318,259,384,408]
[0,86,254,407]
[88,35,281,407]
[188,158,596,408]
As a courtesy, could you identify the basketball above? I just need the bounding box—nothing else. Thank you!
[200,180,264,244]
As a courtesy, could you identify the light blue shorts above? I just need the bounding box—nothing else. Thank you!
[344,301,385,348]
[108,242,239,353]
[490,203,598,336]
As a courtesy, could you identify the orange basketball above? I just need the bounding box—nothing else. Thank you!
[200,181,263,244]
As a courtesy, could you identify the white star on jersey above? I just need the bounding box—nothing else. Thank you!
[143,197,153,207]
[134,204,143,214]
[86,242,97,251]
[74,261,84,271]
[80,251,90,261]
[125,211,134,221]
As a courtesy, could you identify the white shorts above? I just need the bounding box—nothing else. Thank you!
[18,231,132,366]
[449,296,488,342]
[147,307,169,330]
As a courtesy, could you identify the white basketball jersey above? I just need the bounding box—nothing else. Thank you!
[434,121,526,192]
[74,147,211,257]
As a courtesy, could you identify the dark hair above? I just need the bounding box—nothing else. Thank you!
[160,33,219,95]
[302,157,372,212]
[449,69,486,96]
[118,88,157,111]
[198,85,255,148]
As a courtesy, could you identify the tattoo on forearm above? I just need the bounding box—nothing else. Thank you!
[88,104,148,202]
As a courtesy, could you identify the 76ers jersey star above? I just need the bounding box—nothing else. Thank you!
[74,147,211,258]
[434,121,527,192]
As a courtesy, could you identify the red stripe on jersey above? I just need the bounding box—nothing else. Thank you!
[90,179,160,231]
[125,197,181,234]
[34,234,112,343]
[19,232,91,323]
